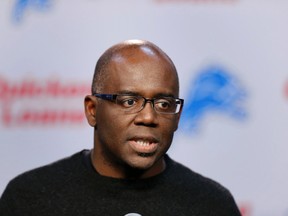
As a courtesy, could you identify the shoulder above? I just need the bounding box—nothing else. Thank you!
[163,156,241,215]
[0,150,90,215]
[3,150,87,193]
[165,155,239,202]
[165,155,229,190]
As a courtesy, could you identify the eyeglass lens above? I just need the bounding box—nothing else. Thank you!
[115,95,181,114]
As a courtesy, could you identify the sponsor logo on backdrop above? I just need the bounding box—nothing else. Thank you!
[154,0,238,3]
[11,0,238,23]
[0,76,90,127]
[180,65,247,132]
[12,0,53,23]
[238,203,252,216]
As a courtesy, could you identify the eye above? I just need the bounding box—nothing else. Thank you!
[117,96,139,108]
[155,98,174,111]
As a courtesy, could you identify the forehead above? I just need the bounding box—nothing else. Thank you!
[103,47,179,97]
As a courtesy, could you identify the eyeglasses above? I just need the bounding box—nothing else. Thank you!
[93,94,184,114]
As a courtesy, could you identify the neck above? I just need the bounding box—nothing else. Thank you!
[90,149,166,179]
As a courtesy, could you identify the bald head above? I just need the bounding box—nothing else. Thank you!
[91,40,178,94]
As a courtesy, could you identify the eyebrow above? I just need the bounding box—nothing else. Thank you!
[116,90,140,96]
[116,90,177,98]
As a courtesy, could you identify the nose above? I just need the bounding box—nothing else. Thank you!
[134,100,158,126]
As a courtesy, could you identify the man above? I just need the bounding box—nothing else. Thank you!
[0,39,241,215]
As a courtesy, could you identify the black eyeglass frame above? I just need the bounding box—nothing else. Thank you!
[93,93,184,114]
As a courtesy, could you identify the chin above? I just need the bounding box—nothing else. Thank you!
[126,154,160,171]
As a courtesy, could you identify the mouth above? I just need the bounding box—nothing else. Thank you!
[128,137,159,155]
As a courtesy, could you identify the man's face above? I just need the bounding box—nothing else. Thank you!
[90,47,181,176]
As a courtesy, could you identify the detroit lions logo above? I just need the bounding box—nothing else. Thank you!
[12,0,52,23]
[180,65,247,132]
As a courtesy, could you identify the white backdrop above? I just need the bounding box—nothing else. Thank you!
[1,1,288,216]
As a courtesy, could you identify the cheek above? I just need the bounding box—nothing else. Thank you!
[162,115,180,132]
[96,107,131,144]
[98,113,121,135]
[96,117,125,158]
[158,119,178,145]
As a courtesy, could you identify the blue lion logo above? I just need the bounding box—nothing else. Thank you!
[180,65,247,132]
[12,0,52,23]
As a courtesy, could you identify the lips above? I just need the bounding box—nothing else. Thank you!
[128,137,159,154]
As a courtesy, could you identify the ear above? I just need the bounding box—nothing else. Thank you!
[84,95,97,127]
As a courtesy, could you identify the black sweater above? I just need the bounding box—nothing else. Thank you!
[0,150,241,216]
